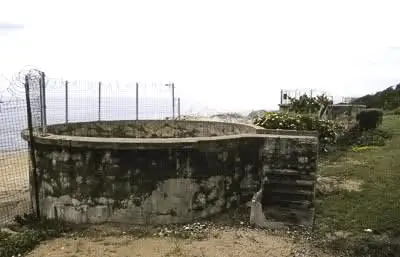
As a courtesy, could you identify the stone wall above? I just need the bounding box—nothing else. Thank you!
[31,133,318,226]
[255,128,318,137]
[260,135,317,226]
[328,104,367,121]
[46,120,260,138]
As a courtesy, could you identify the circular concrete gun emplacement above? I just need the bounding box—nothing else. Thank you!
[21,120,318,226]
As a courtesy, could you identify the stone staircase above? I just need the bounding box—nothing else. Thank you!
[262,169,316,226]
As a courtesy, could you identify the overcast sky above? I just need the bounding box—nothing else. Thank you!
[1,0,400,112]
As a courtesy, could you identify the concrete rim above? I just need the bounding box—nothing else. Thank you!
[21,120,318,149]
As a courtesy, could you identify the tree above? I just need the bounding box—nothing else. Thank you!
[352,84,400,110]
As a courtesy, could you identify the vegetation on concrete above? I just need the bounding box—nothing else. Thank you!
[254,94,349,150]
[254,111,345,146]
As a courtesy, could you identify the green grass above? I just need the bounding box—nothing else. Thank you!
[315,115,400,240]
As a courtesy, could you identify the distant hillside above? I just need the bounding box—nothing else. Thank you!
[351,83,400,110]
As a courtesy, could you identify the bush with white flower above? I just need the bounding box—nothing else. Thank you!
[254,112,345,146]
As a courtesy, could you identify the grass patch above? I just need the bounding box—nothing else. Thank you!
[0,214,70,257]
[315,115,400,255]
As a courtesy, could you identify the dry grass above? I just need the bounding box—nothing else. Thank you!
[27,228,333,257]
[0,150,31,224]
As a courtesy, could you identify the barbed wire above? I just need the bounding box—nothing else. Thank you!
[7,66,43,99]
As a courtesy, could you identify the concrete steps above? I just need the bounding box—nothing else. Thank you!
[269,179,314,187]
[265,169,316,179]
[264,206,315,227]
[262,169,316,227]
[267,199,313,209]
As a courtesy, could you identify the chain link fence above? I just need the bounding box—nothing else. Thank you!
[0,98,31,225]
[45,78,181,126]
[0,70,186,225]
[0,68,46,225]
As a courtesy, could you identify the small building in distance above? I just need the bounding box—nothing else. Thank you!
[278,89,366,120]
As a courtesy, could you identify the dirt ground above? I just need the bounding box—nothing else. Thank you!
[28,228,334,257]
[0,152,338,257]
[0,150,31,224]
[316,175,363,196]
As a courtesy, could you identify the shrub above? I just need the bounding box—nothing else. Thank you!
[355,129,392,147]
[253,112,345,145]
[288,94,333,114]
[0,214,69,257]
[0,230,44,257]
[356,108,383,130]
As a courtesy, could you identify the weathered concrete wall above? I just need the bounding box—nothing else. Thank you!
[259,136,317,226]
[24,121,318,226]
[47,120,260,138]
[278,104,291,112]
[33,137,261,225]
[30,135,317,226]
[255,128,318,137]
[328,104,367,121]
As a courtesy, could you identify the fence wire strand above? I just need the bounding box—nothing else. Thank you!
[0,67,45,225]
[45,78,179,124]
[0,72,187,225]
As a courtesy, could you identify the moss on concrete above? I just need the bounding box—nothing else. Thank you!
[46,120,259,138]
[28,121,318,226]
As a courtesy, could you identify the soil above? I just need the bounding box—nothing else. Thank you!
[28,228,334,257]
[0,151,340,257]
[0,149,341,257]
[316,176,363,196]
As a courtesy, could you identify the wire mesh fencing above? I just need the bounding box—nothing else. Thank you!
[280,88,334,106]
[0,71,248,226]
[0,88,33,224]
[0,68,50,225]
[45,78,181,126]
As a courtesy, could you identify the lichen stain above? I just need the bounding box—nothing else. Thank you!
[33,133,318,226]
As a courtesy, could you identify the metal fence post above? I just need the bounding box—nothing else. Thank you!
[65,80,68,124]
[40,72,47,135]
[24,74,41,218]
[172,83,175,119]
[136,82,139,121]
[98,81,101,121]
[177,97,181,119]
